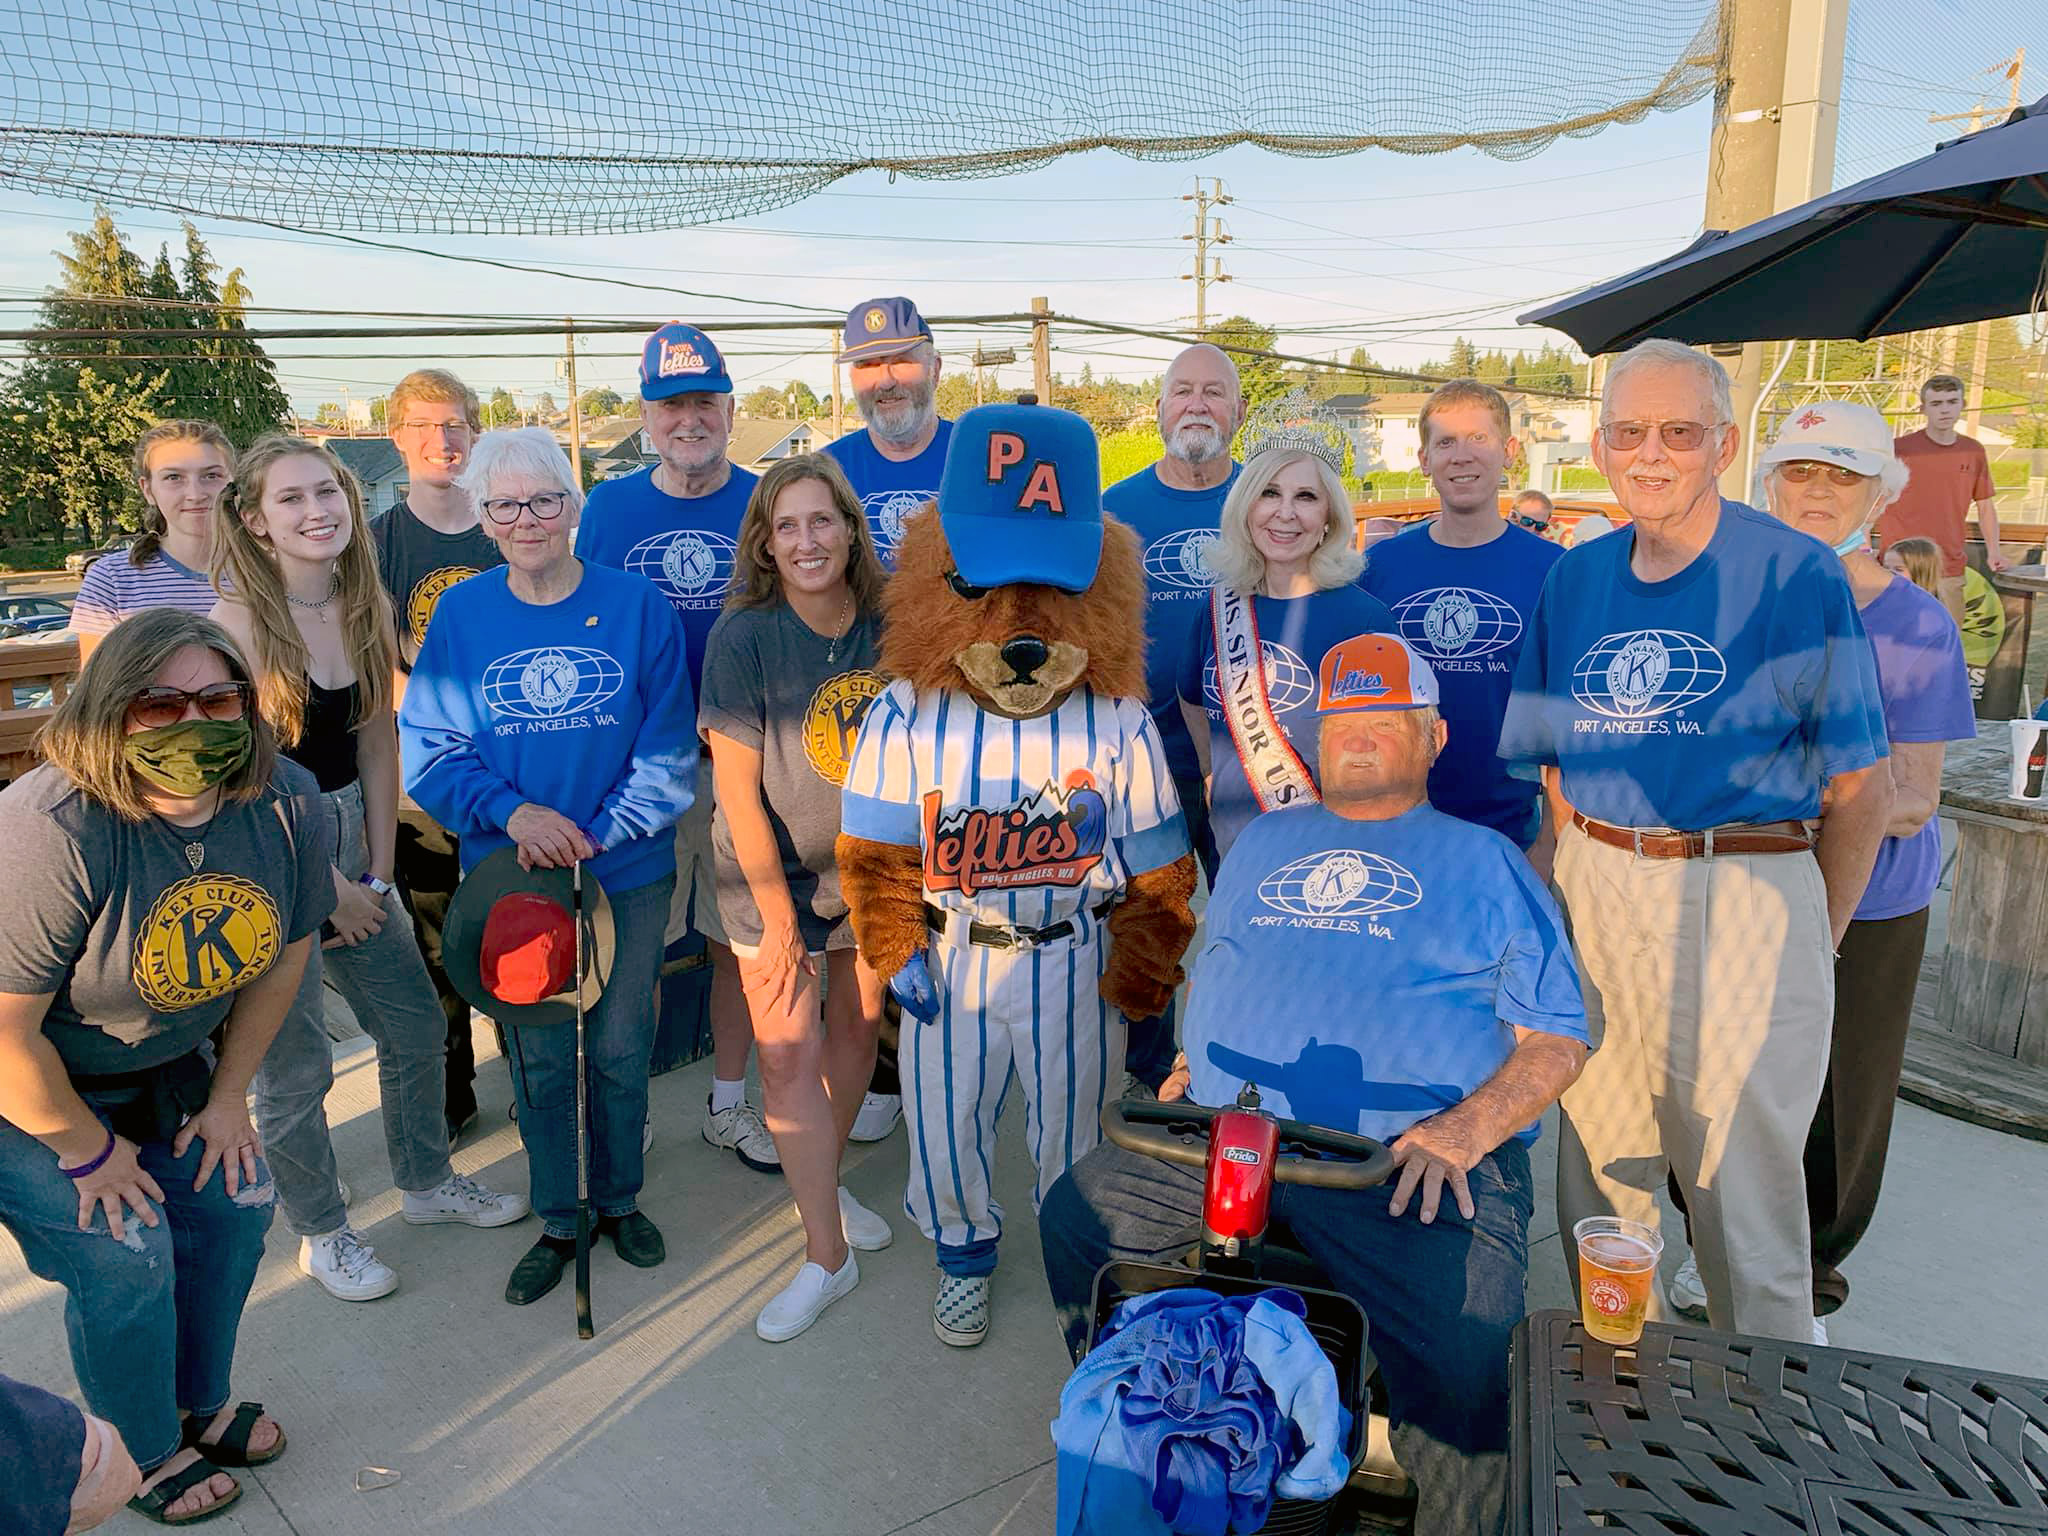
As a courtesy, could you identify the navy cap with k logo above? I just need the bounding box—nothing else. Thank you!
[838,297,932,364]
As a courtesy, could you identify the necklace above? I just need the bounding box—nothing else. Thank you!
[158,790,222,873]
[286,568,341,623]
[823,590,853,665]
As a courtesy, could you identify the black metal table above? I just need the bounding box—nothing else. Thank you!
[1512,1309,2048,1534]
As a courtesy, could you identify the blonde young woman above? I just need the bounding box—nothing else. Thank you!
[72,421,236,664]
[698,454,892,1341]
[211,436,526,1305]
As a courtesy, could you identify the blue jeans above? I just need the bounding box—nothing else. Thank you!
[501,873,672,1240]
[1039,1134,1533,1536]
[255,781,454,1235]
[0,1069,276,1472]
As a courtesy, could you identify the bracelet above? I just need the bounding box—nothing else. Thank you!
[60,1126,116,1181]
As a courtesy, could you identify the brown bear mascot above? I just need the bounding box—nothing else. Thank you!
[837,400,1197,1348]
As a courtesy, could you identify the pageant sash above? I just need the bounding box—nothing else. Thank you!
[1210,585,1318,813]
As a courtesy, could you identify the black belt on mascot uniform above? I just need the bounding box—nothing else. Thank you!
[923,897,1117,950]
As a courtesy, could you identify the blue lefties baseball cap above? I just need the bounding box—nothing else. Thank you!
[839,297,932,364]
[639,322,732,400]
[939,402,1103,593]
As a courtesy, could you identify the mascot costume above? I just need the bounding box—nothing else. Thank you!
[838,400,1198,1347]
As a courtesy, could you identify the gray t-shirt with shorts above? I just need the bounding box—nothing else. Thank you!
[697,602,884,952]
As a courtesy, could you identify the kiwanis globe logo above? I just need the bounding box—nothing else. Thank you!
[1143,529,1220,591]
[1571,629,1727,720]
[1392,586,1522,659]
[863,489,935,556]
[1203,641,1313,714]
[625,530,737,607]
[483,646,625,721]
[1258,850,1422,919]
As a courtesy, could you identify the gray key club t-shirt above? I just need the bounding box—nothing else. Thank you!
[0,761,335,1075]
[369,497,505,670]
[698,601,884,949]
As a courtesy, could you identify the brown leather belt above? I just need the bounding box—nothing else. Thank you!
[1570,810,1814,860]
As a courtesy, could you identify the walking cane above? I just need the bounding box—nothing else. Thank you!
[573,859,594,1340]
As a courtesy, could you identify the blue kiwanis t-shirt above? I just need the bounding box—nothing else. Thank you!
[1178,585,1395,860]
[574,463,759,698]
[1362,521,1562,844]
[1499,501,1888,829]
[1186,802,1587,1144]
[1105,461,1241,783]
[823,420,954,569]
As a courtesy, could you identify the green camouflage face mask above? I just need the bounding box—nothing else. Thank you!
[124,719,253,796]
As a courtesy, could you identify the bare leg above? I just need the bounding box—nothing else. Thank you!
[709,940,752,1084]
[747,956,847,1272]
[821,951,884,1150]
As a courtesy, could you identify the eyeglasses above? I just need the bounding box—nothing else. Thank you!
[480,492,571,526]
[1597,419,1722,453]
[129,682,251,729]
[395,420,474,437]
[1775,460,1868,486]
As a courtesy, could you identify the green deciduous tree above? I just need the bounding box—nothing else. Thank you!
[483,388,519,427]
[1208,315,1287,412]
[3,366,167,542]
[579,386,626,416]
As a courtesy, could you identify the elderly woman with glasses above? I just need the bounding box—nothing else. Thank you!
[0,610,334,1524]
[399,427,697,1307]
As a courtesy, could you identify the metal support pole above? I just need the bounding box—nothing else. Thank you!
[564,318,583,487]
[1031,297,1052,403]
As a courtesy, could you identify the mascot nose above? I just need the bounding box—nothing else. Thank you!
[1000,635,1051,680]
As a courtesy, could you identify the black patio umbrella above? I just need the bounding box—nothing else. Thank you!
[1521,96,2048,353]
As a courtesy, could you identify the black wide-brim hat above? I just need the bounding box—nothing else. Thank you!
[443,847,615,1029]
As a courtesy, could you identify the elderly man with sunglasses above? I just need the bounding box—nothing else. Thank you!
[1499,339,1892,1344]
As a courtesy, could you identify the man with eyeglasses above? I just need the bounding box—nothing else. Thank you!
[574,324,779,1176]
[1500,338,1892,1344]
[371,368,503,1144]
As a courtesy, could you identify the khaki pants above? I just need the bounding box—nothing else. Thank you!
[1937,574,1965,623]
[1552,819,1832,1341]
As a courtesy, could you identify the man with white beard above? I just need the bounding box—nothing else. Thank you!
[824,297,953,571]
[1103,342,1246,1091]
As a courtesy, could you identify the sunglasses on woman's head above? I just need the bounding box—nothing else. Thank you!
[128,682,251,729]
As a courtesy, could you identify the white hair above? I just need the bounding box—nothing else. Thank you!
[1603,338,1735,428]
[461,426,585,517]
[1205,447,1363,593]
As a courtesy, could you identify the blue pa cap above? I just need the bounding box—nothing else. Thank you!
[639,322,732,400]
[939,402,1102,593]
[839,297,932,364]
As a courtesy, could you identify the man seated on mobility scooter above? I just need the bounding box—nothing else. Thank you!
[1040,632,1591,1536]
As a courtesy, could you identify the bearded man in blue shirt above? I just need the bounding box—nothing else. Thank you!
[1042,632,1590,1536]
[1500,338,1893,1346]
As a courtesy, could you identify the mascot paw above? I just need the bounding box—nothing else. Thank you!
[889,952,940,1023]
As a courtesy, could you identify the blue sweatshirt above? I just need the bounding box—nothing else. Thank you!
[400,562,698,892]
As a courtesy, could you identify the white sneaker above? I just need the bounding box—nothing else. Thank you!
[1666,1254,1709,1318]
[401,1171,531,1228]
[336,1177,351,1207]
[849,1092,902,1143]
[703,1096,780,1172]
[837,1186,893,1251]
[755,1253,860,1342]
[299,1227,398,1301]
[1811,1316,1830,1346]
[934,1272,990,1347]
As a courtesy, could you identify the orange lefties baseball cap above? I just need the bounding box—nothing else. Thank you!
[1316,633,1441,714]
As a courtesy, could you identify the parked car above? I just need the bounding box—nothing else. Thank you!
[64,535,134,575]
[0,594,71,639]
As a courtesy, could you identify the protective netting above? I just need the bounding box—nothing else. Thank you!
[0,0,1727,236]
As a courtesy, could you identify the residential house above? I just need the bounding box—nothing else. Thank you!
[584,417,839,481]
[324,437,409,516]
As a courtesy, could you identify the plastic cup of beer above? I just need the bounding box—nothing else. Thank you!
[1573,1216,1663,1346]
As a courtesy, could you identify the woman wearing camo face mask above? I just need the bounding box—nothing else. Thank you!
[0,609,335,1524]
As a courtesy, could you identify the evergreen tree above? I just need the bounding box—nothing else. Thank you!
[209,264,290,444]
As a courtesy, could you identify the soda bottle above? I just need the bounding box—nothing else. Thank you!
[2028,729,2046,799]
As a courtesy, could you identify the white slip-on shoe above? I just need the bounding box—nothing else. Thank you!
[401,1172,531,1228]
[756,1253,860,1342]
[848,1092,902,1143]
[298,1227,398,1302]
[702,1096,781,1172]
[933,1272,990,1347]
[1666,1254,1709,1318]
[837,1186,893,1251]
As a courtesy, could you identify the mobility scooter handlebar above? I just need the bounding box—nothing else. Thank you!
[1102,1097,1396,1191]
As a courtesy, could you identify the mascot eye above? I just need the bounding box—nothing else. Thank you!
[945,570,990,602]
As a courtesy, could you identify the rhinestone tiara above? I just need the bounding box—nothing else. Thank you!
[1238,387,1348,475]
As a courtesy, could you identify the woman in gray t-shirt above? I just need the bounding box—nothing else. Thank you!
[699,453,894,1342]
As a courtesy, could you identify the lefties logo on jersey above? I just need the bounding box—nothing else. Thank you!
[1202,641,1312,717]
[482,645,625,735]
[1390,586,1522,672]
[1143,529,1220,594]
[1568,629,1726,734]
[921,770,1108,897]
[624,530,737,611]
[1253,849,1421,939]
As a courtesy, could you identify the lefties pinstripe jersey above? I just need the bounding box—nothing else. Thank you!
[841,681,1188,929]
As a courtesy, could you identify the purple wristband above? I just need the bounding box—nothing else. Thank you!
[61,1127,116,1180]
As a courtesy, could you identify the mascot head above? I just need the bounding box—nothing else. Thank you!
[882,400,1145,718]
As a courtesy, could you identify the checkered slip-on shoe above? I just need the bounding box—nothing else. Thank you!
[933,1272,990,1347]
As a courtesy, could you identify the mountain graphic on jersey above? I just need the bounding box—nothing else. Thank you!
[864,489,937,556]
[1390,586,1523,659]
[921,770,1109,897]
[1258,849,1422,918]
[1143,529,1220,591]
[1570,629,1727,720]
[624,529,737,609]
[483,645,625,720]
[1203,640,1312,714]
